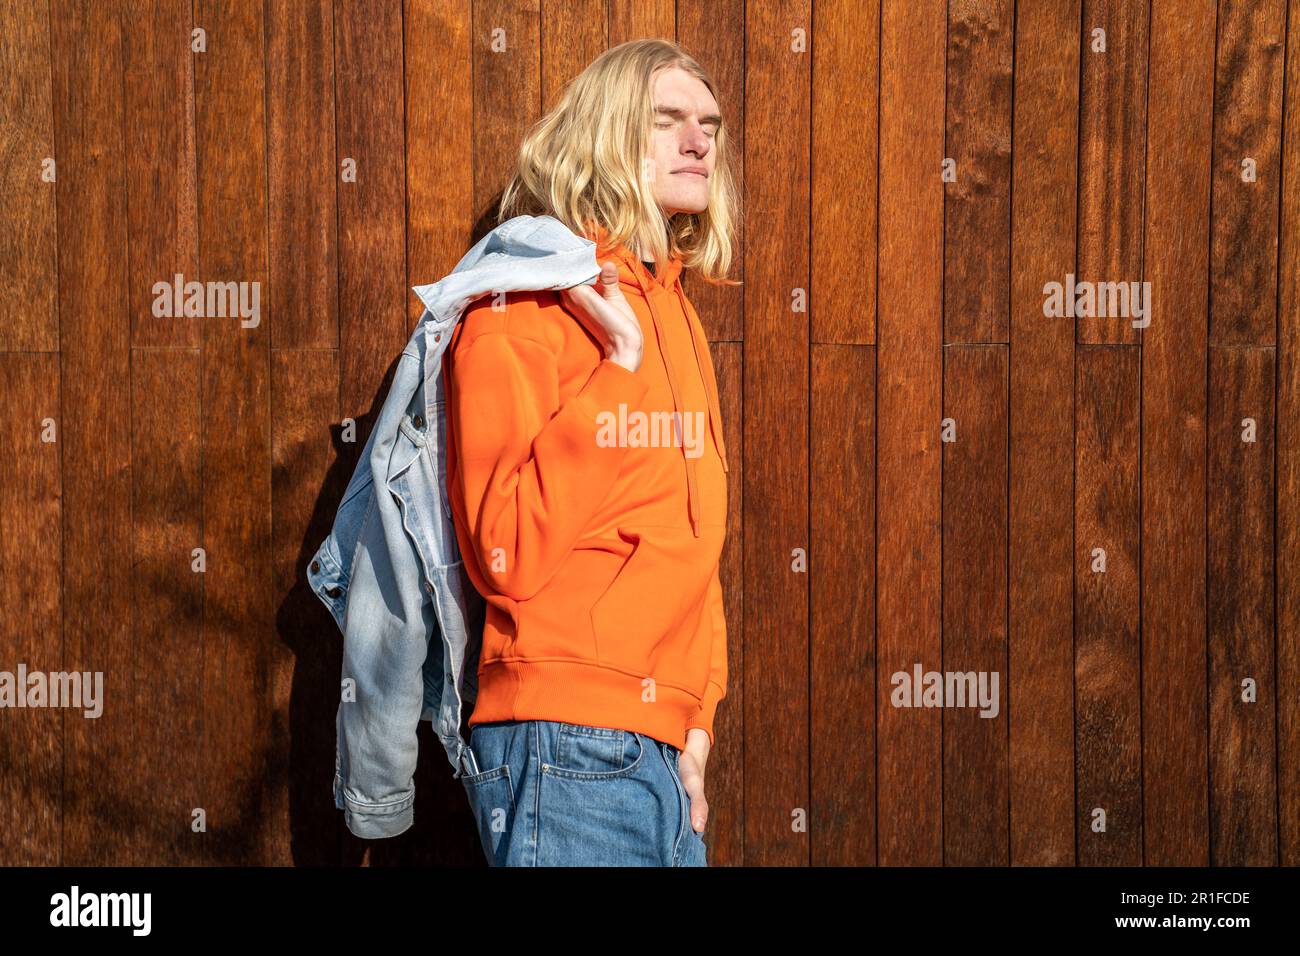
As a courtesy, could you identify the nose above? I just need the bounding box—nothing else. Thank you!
[683,121,711,157]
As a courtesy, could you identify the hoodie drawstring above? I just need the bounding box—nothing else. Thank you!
[595,223,729,538]
[673,280,729,476]
[631,264,703,537]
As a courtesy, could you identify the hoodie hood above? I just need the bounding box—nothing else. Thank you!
[586,223,729,537]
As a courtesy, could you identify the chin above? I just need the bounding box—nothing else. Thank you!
[665,195,710,216]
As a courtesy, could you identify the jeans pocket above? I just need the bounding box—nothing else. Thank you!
[462,763,515,864]
[549,722,644,779]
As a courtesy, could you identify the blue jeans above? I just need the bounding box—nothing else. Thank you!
[460,719,709,867]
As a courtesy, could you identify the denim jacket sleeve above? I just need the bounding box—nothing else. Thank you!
[307,335,434,840]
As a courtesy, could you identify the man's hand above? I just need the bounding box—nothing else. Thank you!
[559,260,644,372]
[680,727,712,833]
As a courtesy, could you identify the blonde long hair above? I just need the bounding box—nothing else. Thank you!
[497,38,740,286]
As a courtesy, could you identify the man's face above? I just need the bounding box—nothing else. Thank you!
[645,67,721,216]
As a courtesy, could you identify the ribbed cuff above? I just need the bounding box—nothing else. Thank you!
[684,679,726,747]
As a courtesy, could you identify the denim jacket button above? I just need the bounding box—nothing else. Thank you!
[412,413,424,429]
[310,560,321,574]
[326,586,343,598]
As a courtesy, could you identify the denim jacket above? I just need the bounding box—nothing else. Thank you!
[306,215,604,839]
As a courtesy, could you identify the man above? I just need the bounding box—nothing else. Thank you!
[445,38,738,866]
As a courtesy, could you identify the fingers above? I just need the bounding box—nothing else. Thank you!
[596,259,621,296]
[686,782,710,832]
[678,755,710,832]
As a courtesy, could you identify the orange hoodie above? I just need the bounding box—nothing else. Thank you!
[443,223,730,750]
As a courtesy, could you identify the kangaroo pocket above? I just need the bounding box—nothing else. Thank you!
[589,525,721,696]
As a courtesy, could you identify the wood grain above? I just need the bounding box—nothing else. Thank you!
[1207,345,1277,865]
[0,355,62,864]
[1008,0,1080,867]
[1210,0,1286,347]
[194,0,273,865]
[943,344,1009,864]
[1278,0,1300,868]
[811,344,876,865]
[877,0,945,866]
[1075,344,1142,865]
[945,0,1012,344]
[0,0,57,352]
[1141,0,1215,866]
[813,0,878,346]
[1077,0,1148,345]
[742,0,811,866]
[267,0,337,349]
[50,0,133,866]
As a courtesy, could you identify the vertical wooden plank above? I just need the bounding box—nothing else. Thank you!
[266,0,337,349]
[0,356,62,864]
[607,0,674,45]
[0,0,58,351]
[405,0,474,325]
[1141,0,1214,866]
[743,0,810,866]
[50,0,133,866]
[944,0,1012,345]
[877,0,945,865]
[1207,346,1277,864]
[678,0,745,345]
[942,345,1009,864]
[475,1,540,220]
[1076,0,1148,345]
[335,0,408,465]
[810,345,876,866]
[119,26,197,856]
[123,0,198,349]
[130,349,203,863]
[263,0,340,863]
[540,0,604,110]
[269,350,346,865]
[193,0,273,864]
[1075,345,1142,865]
[1278,0,1300,868]
[1210,0,1286,348]
[812,0,877,347]
[401,1,491,860]
[333,0,417,862]
[1008,0,1079,867]
[706,342,743,865]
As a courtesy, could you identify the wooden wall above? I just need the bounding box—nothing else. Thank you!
[1,0,1297,867]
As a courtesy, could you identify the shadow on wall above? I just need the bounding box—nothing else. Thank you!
[276,193,518,867]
